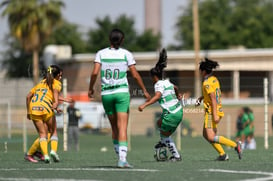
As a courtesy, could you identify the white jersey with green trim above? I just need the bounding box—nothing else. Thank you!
[95,47,136,95]
[154,79,182,113]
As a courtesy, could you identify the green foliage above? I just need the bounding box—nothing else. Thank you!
[174,0,273,50]
[46,21,87,54]
[1,0,64,83]
[1,36,33,78]
[87,15,161,53]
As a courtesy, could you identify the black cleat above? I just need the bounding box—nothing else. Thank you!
[235,141,242,160]
[169,155,182,162]
[215,154,229,161]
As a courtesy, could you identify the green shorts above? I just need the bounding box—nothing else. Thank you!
[161,108,183,134]
[102,92,130,115]
[242,125,254,136]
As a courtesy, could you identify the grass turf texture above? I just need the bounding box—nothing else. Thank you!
[0,133,272,181]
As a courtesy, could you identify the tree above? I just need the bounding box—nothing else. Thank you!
[1,35,33,78]
[174,0,273,50]
[1,0,64,84]
[87,15,161,53]
[46,21,87,54]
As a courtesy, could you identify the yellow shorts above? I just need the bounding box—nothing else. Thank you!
[30,112,53,122]
[203,112,223,129]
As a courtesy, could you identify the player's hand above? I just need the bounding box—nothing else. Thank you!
[138,105,145,112]
[56,107,63,113]
[66,97,73,103]
[52,102,58,110]
[88,89,95,100]
[177,93,183,100]
[213,115,220,124]
[27,113,31,120]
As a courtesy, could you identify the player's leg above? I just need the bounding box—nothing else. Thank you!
[32,118,50,163]
[102,94,119,156]
[203,113,228,160]
[115,93,132,168]
[49,116,60,162]
[74,126,80,151]
[25,137,39,163]
[160,110,183,161]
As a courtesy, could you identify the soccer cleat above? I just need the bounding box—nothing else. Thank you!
[33,151,45,161]
[235,141,242,160]
[24,154,38,163]
[169,155,182,162]
[154,141,167,149]
[44,155,50,163]
[117,160,133,168]
[216,154,229,161]
[50,150,60,162]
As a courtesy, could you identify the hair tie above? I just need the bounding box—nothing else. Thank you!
[47,66,52,74]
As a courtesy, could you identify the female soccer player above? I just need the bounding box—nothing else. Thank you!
[138,49,183,162]
[88,28,151,168]
[195,58,242,161]
[25,68,72,163]
[25,65,63,163]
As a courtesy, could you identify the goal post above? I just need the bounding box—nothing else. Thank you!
[264,78,269,149]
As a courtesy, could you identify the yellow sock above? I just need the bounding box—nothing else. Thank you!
[27,138,40,155]
[211,143,225,155]
[50,135,58,153]
[39,138,48,156]
[217,136,237,148]
[47,133,51,143]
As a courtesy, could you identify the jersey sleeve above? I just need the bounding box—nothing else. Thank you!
[30,86,37,94]
[154,82,164,94]
[94,51,102,64]
[125,50,136,66]
[53,79,62,92]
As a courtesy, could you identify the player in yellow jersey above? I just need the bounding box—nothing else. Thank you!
[25,67,72,163]
[25,65,63,163]
[195,58,242,161]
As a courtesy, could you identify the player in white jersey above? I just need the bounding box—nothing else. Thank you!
[88,28,151,168]
[138,49,183,162]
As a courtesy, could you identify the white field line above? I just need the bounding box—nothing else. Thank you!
[0,167,159,172]
[0,178,100,181]
[203,169,273,181]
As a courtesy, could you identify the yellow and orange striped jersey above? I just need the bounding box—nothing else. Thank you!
[29,79,62,116]
[202,75,224,117]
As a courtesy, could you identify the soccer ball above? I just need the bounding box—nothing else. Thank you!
[154,146,168,161]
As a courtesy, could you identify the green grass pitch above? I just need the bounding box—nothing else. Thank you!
[0,133,273,181]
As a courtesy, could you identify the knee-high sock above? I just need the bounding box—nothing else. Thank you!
[50,135,58,153]
[211,143,225,155]
[118,141,128,162]
[39,137,48,156]
[161,137,180,158]
[27,138,40,155]
[214,136,236,148]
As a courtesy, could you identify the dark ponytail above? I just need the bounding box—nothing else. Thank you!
[199,57,219,74]
[150,48,167,79]
[109,28,124,49]
[45,65,62,91]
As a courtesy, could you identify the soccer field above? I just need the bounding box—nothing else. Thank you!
[0,133,273,181]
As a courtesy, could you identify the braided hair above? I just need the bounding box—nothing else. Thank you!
[109,28,124,49]
[199,57,219,74]
[150,48,167,80]
[45,65,62,91]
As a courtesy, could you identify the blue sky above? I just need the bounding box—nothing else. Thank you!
[0,0,188,55]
